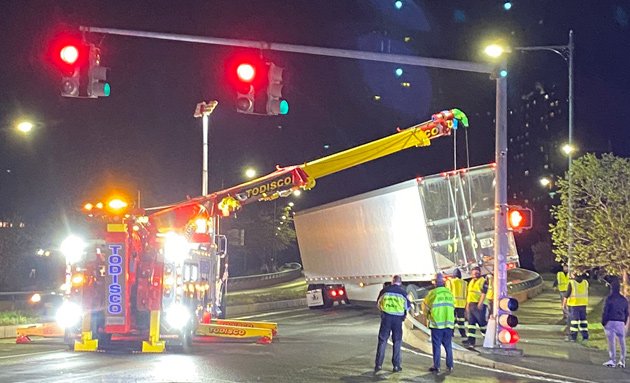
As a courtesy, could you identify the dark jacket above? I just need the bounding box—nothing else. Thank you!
[601,283,629,325]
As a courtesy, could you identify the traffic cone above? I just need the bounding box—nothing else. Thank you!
[256,336,272,345]
[16,335,31,344]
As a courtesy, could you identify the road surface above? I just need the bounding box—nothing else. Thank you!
[1,305,558,382]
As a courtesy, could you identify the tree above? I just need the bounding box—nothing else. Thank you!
[550,153,630,295]
[223,202,298,274]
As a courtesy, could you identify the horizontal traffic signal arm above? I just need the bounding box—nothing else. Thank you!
[149,109,469,219]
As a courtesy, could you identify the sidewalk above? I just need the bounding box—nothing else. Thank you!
[404,277,630,382]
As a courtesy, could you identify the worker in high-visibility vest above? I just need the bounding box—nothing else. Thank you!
[375,275,410,373]
[423,273,455,373]
[445,268,467,338]
[563,273,590,342]
[486,273,494,318]
[554,265,570,338]
[463,266,488,347]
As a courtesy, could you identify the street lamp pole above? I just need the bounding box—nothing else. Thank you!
[194,101,218,196]
[515,30,574,272]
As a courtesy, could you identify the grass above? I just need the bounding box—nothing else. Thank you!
[0,310,39,326]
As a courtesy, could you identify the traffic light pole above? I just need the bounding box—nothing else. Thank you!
[80,25,511,350]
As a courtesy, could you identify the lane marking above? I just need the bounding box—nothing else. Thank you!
[400,344,598,383]
[0,349,66,360]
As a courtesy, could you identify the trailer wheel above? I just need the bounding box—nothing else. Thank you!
[406,284,420,302]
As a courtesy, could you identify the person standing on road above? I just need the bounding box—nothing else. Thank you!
[563,273,589,343]
[423,273,455,374]
[374,275,410,373]
[601,280,628,368]
[463,266,488,347]
[445,268,467,338]
[554,265,571,339]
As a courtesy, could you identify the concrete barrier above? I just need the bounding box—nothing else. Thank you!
[228,266,303,291]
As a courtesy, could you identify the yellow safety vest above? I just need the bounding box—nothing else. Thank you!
[467,277,486,304]
[486,275,494,303]
[446,278,467,308]
[567,280,589,306]
[556,272,569,292]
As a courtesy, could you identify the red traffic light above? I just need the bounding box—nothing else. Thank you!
[498,328,520,344]
[236,63,256,82]
[507,207,532,231]
[60,45,79,65]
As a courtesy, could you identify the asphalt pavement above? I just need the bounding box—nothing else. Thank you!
[1,306,554,382]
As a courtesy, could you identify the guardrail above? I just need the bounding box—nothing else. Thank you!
[228,264,303,291]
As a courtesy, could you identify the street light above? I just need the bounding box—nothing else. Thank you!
[539,177,552,187]
[16,121,34,134]
[193,101,219,196]
[484,30,575,273]
[244,167,257,179]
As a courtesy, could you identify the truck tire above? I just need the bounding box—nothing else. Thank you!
[406,284,420,302]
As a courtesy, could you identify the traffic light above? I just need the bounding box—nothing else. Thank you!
[265,62,289,115]
[507,206,533,232]
[87,45,110,98]
[497,297,519,345]
[235,62,255,113]
[53,39,109,98]
[56,41,89,97]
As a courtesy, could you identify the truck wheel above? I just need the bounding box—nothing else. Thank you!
[406,284,420,302]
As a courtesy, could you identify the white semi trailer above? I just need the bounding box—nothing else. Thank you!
[294,164,520,307]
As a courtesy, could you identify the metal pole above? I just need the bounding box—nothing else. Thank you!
[202,114,209,196]
[493,65,509,348]
[567,30,574,275]
[79,26,493,75]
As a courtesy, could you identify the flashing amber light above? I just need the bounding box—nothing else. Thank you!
[164,276,175,286]
[83,203,94,211]
[71,273,84,286]
[108,198,128,210]
[95,202,104,209]
[30,293,42,303]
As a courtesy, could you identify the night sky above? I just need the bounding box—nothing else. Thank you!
[1,1,629,236]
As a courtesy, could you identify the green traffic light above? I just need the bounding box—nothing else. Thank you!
[279,99,289,115]
[103,83,111,97]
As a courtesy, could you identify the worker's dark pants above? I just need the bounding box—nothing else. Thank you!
[569,305,589,341]
[431,328,453,370]
[453,308,467,337]
[466,304,487,346]
[375,313,404,368]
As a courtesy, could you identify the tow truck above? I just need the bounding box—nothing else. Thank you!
[41,109,467,352]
